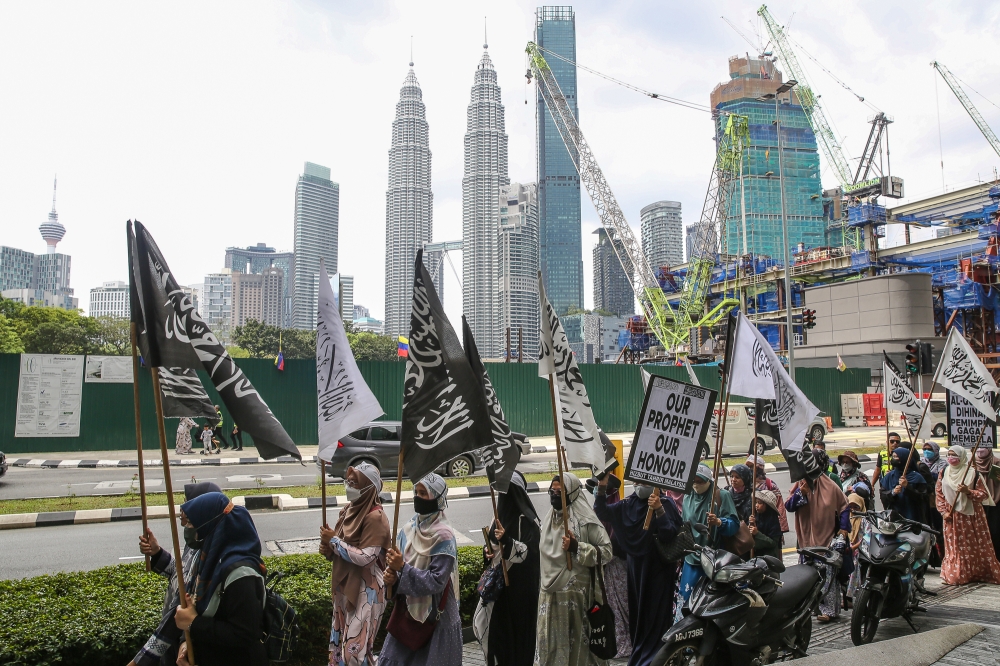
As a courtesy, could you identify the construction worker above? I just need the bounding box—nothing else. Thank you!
[872,431,902,490]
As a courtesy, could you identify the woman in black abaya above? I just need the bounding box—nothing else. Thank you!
[473,471,541,666]
[595,477,682,666]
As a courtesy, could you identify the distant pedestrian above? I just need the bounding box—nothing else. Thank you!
[214,405,225,449]
[230,422,244,451]
[128,482,222,666]
[199,424,217,455]
[936,445,1000,585]
[175,417,197,455]
[872,432,902,489]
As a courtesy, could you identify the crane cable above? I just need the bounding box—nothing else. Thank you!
[533,45,715,115]
[782,31,881,115]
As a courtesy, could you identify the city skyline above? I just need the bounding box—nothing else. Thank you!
[0,2,995,329]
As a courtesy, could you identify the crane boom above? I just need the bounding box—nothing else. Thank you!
[526,42,679,349]
[932,61,1000,160]
[758,4,854,188]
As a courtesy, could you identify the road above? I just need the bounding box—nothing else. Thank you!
[0,467,868,580]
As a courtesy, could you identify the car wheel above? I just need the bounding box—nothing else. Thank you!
[751,437,767,457]
[932,424,946,437]
[810,425,825,443]
[447,456,473,477]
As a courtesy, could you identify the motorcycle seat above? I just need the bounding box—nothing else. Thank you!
[899,529,932,558]
[764,564,819,619]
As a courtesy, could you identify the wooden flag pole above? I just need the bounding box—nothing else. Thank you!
[320,460,327,527]
[150,367,195,665]
[711,367,734,517]
[900,370,942,479]
[129,323,150,572]
[488,486,510,585]
[547,375,573,571]
[391,449,405,542]
[642,487,659,530]
[750,418,758,559]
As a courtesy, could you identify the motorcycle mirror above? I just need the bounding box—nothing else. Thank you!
[760,555,785,572]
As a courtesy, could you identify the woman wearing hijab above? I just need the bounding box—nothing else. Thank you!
[473,471,541,666]
[536,472,613,666]
[972,446,1000,560]
[845,493,866,606]
[922,442,948,481]
[785,448,849,622]
[594,475,682,666]
[936,445,1000,585]
[319,463,392,666]
[129,482,222,666]
[678,464,739,619]
[589,474,632,660]
[746,455,790,536]
[879,447,928,522]
[727,465,754,523]
[380,473,462,666]
[175,417,197,455]
[173,491,268,666]
[748,489,783,560]
[838,451,872,496]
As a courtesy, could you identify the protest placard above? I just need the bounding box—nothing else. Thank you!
[624,375,716,492]
[946,390,996,449]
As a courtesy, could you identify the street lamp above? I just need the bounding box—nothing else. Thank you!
[758,80,797,379]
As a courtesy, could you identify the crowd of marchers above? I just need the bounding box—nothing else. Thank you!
[128,434,1000,666]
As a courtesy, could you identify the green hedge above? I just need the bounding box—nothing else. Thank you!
[0,548,486,666]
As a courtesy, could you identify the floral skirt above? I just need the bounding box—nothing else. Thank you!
[603,556,631,659]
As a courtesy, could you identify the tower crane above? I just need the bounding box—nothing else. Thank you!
[932,61,1000,160]
[526,42,746,351]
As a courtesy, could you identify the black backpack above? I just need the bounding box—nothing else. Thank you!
[261,571,299,663]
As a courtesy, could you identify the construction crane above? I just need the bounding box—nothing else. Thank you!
[526,42,747,351]
[525,42,679,349]
[932,61,1000,160]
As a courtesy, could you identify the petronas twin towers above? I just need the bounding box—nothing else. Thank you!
[385,44,538,358]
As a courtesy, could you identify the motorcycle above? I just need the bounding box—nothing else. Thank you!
[850,509,940,645]
[652,527,840,666]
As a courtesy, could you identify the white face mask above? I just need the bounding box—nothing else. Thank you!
[692,480,711,495]
[345,484,369,503]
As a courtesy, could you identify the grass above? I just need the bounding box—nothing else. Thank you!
[0,470,567,516]
[757,444,883,465]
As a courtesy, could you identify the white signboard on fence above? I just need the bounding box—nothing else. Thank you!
[624,376,717,492]
[15,354,85,437]
[85,355,133,383]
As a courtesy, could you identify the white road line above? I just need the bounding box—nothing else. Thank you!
[119,556,145,560]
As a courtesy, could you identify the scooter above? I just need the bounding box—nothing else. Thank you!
[652,528,840,666]
[850,509,940,645]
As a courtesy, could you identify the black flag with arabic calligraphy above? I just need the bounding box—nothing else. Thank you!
[753,398,812,483]
[128,221,300,460]
[462,315,520,493]
[401,250,493,482]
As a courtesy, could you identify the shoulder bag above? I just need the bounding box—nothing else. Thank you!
[725,521,755,556]
[385,580,452,652]
[587,550,618,660]
[654,521,695,563]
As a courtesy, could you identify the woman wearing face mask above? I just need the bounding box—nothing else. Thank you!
[129,482,222,666]
[972,445,1000,561]
[727,464,754,523]
[536,472,613,666]
[745,455,790,536]
[319,463,392,666]
[677,465,739,620]
[878,447,928,522]
[173,491,268,666]
[936,445,1000,585]
[838,451,871,499]
[594,476,681,666]
[380,473,462,666]
[473,471,540,666]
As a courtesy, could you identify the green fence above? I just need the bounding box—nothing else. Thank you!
[0,354,870,454]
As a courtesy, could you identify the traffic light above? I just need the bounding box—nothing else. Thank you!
[802,309,817,329]
[905,343,920,374]
[919,341,933,374]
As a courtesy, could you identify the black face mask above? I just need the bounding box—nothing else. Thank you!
[549,491,564,510]
[183,526,203,550]
[413,495,439,515]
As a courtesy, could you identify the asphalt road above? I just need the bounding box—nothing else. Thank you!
[0,466,872,580]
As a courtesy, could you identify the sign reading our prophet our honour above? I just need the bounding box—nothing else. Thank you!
[625,376,717,493]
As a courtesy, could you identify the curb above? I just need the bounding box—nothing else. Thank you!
[9,455,315,469]
[0,482,555,531]
[791,622,982,666]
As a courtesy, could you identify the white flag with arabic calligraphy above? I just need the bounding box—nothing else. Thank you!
[538,274,606,471]
[883,353,931,441]
[936,327,999,418]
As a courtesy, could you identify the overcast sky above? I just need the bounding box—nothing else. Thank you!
[1,1,998,327]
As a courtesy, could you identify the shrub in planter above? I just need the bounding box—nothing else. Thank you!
[0,547,486,666]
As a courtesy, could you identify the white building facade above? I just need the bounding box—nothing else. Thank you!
[384,65,433,339]
[203,270,233,336]
[293,162,339,330]
[89,281,129,319]
[641,200,684,270]
[462,45,509,358]
[498,182,539,360]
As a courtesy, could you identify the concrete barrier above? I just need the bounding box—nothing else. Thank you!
[796,623,983,666]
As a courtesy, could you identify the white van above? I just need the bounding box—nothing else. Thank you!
[888,398,947,438]
[705,402,829,458]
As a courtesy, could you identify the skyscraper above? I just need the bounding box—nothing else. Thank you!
[641,201,684,270]
[685,223,698,262]
[592,228,633,317]
[232,267,284,328]
[711,56,825,258]
[462,42,509,358]
[203,270,233,334]
[293,162,339,329]
[498,182,539,359]
[225,243,295,327]
[536,6,583,315]
[385,63,433,339]
[89,281,129,319]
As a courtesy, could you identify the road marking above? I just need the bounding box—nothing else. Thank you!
[119,556,145,560]
[227,474,282,483]
[96,479,164,490]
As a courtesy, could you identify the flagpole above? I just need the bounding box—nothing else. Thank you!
[547,374,573,571]
[642,487,659,530]
[750,417,757,559]
[711,355,735,518]
[391,449,404,547]
[320,460,327,527]
[488,486,510,585]
[150,367,195,665]
[900,360,944,478]
[129,323,150,572]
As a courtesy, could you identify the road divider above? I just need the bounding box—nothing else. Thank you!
[8,455,316,469]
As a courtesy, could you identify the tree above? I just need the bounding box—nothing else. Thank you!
[93,316,130,355]
[347,331,400,361]
[0,315,24,353]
